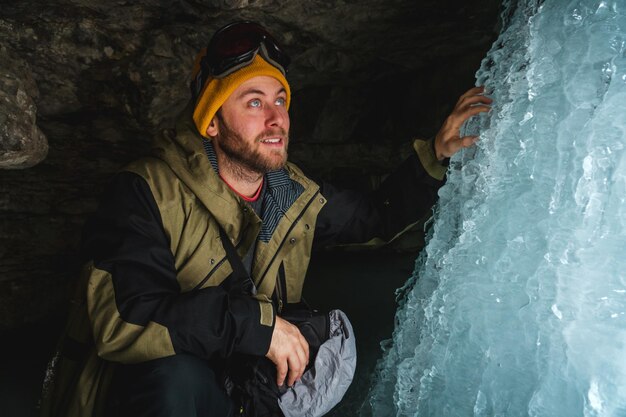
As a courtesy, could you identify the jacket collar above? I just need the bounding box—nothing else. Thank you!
[154,102,246,239]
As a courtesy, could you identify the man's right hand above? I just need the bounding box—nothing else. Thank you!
[266,316,309,387]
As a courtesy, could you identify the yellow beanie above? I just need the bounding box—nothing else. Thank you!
[192,53,291,139]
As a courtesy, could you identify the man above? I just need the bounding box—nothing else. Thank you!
[41,21,491,417]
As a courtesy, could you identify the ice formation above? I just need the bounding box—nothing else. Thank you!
[363,0,626,416]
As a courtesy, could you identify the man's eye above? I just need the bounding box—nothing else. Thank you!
[249,99,261,108]
[275,97,286,106]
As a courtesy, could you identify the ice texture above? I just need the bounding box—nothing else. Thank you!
[363,0,626,416]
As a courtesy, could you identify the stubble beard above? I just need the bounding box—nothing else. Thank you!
[217,118,289,182]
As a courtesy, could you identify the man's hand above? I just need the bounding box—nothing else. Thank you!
[434,86,493,160]
[266,316,309,387]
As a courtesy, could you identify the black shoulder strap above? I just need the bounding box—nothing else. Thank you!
[218,225,258,296]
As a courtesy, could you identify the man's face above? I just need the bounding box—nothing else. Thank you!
[209,76,290,175]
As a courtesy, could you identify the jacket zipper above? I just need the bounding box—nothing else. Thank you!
[275,276,284,313]
[194,226,255,291]
[192,255,229,291]
[256,190,320,289]
[275,263,288,313]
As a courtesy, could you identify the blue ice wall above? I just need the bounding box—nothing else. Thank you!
[363,0,626,416]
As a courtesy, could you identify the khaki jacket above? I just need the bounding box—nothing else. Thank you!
[41,105,446,417]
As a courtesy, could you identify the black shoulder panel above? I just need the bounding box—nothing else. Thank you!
[314,153,445,248]
[82,171,178,326]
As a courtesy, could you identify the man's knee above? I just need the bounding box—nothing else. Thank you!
[109,354,233,417]
[148,354,214,391]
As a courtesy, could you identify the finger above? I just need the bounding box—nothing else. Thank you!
[460,136,479,148]
[458,94,493,108]
[441,136,478,158]
[462,104,491,120]
[293,339,309,383]
[286,356,303,387]
[442,139,463,158]
[297,341,309,374]
[294,342,307,370]
[295,347,308,381]
[300,334,310,365]
[448,104,491,130]
[458,86,485,102]
[276,361,288,387]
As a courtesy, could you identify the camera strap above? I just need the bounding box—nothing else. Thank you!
[218,225,258,296]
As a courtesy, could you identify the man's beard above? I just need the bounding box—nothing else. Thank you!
[217,118,289,179]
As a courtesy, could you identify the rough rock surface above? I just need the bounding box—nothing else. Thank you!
[0,0,500,332]
[0,45,48,168]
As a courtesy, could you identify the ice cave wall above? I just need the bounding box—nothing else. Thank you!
[364,0,626,416]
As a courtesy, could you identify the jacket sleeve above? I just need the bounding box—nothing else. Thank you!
[81,171,274,364]
[313,138,447,248]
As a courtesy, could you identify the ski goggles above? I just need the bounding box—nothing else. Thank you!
[202,21,291,79]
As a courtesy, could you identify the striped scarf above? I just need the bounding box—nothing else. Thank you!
[202,140,304,242]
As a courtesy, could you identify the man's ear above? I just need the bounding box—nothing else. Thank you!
[206,116,219,137]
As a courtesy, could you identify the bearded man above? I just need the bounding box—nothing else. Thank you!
[41,21,491,417]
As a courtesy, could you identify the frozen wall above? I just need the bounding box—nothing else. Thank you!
[363,0,626,416]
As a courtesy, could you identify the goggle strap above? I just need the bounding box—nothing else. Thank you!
[258,43,288,77]
[214,51,258,79]
[194,69,204,98]
[212,43,286,79]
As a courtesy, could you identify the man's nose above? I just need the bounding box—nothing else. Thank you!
[265,105,286,128]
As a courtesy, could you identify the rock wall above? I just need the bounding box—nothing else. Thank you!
[0,0,500,330]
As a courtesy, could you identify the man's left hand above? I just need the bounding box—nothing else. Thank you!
[434,86,493,160]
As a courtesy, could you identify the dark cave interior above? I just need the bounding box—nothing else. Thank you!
[0,1,501,415]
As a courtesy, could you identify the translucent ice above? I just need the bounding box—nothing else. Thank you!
[363,0,626,416]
